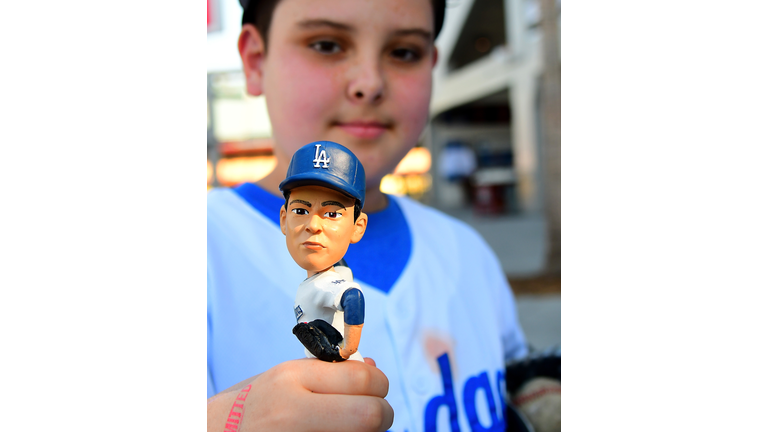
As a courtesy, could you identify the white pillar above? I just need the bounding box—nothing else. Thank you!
[509,73,541,214]
[505,0,527,57]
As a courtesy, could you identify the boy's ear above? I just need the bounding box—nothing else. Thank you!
[238,24,266,96]
[432,46,439,68]
[279,206,287,235]
[349,213,368,244]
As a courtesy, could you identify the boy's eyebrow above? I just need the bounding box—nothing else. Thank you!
[297,19,354,33]
[289,199,312,207]
[321,200,347,208]
[392,28,433,42]
[296,20,432,41]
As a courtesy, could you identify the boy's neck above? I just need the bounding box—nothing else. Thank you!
[255,165,288,199]
[361,190,388,213]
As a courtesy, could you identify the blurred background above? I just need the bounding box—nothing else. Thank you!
[207,0,560,350]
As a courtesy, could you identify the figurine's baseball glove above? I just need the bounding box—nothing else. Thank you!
[293,319,346,362]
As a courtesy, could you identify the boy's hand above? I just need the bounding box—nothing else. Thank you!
[207,357,393,432]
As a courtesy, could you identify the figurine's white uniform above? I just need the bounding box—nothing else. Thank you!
[208,183,529,432]
[294,269,365,362]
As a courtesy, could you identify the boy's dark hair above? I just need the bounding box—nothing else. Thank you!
[241,0,446,52]
[240,0,280,51]
[283,189,363,222]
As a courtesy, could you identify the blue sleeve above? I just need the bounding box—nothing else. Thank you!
[207,269,217,398]
[207,366,215,399]
[340,288,365,325]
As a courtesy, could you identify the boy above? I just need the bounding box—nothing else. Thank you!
[207,1,529,431]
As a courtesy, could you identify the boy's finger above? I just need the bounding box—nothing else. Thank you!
[300,359,389,398]
[363,357,376,367]
[294,393,394,432]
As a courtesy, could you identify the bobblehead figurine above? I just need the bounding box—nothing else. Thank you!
[279,141,368,362]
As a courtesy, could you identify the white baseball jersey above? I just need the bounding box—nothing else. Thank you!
[208,183,529,432]
[294,269,364,362]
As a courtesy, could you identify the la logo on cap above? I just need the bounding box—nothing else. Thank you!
[313,144,331,168]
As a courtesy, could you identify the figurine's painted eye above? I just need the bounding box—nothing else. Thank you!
[324,211,342,219]
[292,208,309,215]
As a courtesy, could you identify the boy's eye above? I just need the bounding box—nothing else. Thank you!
[391,47,422,62]
[324,211,343,219]
[291,208,309,215]
[309,40,342,55]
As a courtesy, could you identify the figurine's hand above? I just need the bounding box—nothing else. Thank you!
[340,323,364,359]
[207,358,392,432]
[339,346,357,359]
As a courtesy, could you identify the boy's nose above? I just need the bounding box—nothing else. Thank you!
[347,58,384,104]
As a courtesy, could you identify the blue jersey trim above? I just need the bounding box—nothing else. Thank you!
[233,182,283,226]
[344,197,411,295]
[232,182,412,295]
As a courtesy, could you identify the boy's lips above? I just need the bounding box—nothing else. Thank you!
[334,121,390,140]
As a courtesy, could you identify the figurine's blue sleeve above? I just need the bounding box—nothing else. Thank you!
[340,288,365,325]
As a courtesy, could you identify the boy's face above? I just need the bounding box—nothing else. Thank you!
[280,185,368,275]
[242,0,437,189]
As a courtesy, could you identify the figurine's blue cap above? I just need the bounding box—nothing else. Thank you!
[279,141,366,208]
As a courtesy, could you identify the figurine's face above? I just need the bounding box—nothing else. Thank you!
[280,185,368,276]
[242,0,437,189]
